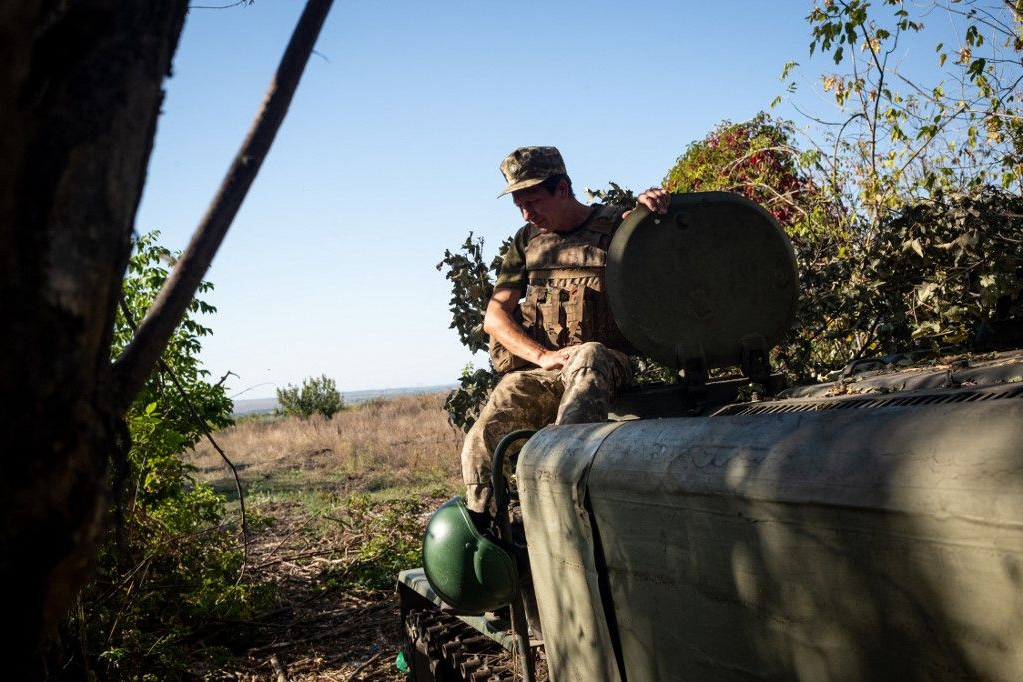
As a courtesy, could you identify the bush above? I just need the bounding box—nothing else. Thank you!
[435,234,508,431]
[828,189,1023,354]
[443,363,500,432]
[276,374,344,418]
[61,231,273,680]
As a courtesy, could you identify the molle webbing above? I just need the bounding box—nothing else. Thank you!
[519,205,631,355]
[489,204,632,374]
[528,270,602,286]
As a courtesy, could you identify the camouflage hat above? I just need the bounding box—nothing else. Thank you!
[497,146,566,197]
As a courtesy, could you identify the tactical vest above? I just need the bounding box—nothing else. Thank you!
[490,204,634,373]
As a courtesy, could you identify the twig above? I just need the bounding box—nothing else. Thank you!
[270,654,289,682]
[346,652,382,681]
[253,546,344,570]
[258,515,319,567]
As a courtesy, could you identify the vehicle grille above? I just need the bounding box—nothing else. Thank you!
[714,383,1023,416]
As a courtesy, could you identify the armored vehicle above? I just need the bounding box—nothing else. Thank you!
[397,192,1023,681]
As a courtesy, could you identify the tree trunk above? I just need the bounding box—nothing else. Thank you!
[0,1,189,665]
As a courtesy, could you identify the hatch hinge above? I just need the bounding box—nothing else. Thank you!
[675,344,708,413]
[740,334,771,385]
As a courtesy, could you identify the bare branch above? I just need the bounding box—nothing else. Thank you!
[190,0,253,9]
[118,300,252,569]
[111,0,335,412]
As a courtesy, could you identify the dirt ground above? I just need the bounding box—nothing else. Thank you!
[197,494,541,682]
[196,498,413,681]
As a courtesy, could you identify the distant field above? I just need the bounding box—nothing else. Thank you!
[191,390,463,495]
[232,383,458,416]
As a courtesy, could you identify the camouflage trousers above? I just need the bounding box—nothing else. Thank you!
[460,342,632,512]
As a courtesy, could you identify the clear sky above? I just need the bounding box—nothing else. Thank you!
[132,1,943,398]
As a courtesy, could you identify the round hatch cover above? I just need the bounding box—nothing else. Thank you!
[606,192,798,372]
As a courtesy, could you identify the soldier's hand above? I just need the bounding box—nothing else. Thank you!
[624,187,671,218]
[537,348,572,371]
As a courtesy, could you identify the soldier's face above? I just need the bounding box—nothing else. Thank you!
[512,182,569,232]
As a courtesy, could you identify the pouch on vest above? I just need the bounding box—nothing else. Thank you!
[523,284,560,350]
[565,286,584,345]
[539,292,565,348]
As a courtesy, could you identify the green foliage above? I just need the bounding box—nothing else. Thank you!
[767,1,1023,378]
[115,232,235,475]
[436,232,509,354]
[834,189,1023,351]
[436,234,509,430]
[586,181,637,208]
[444,363,501,431]
[276,374,344,418]
[799,0,1023,224]
[663,113,830,232]
[628,355,679,385]
[325,495,425,590]
[65,231,273,679]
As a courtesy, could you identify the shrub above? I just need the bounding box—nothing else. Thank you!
[435,234,507,431]
[61,231,273,679]
[276,374,344,418]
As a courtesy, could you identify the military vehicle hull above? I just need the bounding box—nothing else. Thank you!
[520,372,1023,680]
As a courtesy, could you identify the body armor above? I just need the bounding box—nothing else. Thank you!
[491,205,633,373]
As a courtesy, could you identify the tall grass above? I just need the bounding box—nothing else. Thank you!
[186,392,464,496]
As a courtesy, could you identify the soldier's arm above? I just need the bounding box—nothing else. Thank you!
[484,287,570,371]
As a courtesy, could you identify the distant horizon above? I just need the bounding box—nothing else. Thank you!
[232,381,458,401]
[232,382,458,415]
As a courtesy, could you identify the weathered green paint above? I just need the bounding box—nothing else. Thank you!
[520,384,1023,681]
[606,192,797,371]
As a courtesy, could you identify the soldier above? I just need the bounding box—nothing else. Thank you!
[462,146,670,512]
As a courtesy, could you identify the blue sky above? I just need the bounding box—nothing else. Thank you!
[133,1,945,397]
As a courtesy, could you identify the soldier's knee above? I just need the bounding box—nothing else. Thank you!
[566,342,608,370]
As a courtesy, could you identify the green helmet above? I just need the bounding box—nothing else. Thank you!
[422,497,519,614]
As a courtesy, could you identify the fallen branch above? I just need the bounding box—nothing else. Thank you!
[270,654,289,682]
[346,652,382,681]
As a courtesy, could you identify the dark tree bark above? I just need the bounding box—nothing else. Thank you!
[0,0,334,666]
[0,2,191,663]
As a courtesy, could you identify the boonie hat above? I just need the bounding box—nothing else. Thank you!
[497,146,566,197]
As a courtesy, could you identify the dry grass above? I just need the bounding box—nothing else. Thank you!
[178,392,471,680]
[186,392,464,497]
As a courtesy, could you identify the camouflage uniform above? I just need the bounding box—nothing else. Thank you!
[461,195,636,512]
[462,342,632,512]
